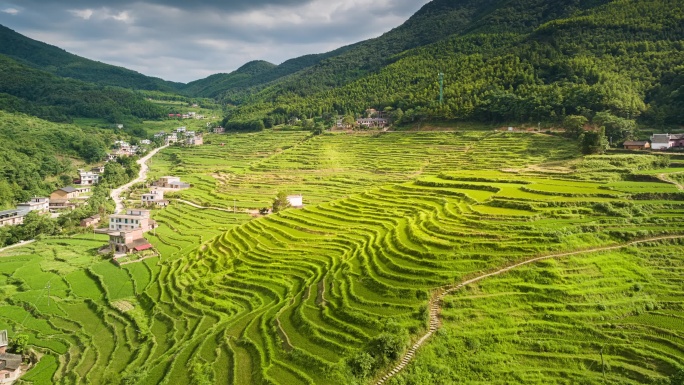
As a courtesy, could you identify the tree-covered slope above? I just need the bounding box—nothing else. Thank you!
[0,24,183,92]
[0,54,167,123]
[227,0,684,129]
[182,60,277,98]
[193,0,592,104]
[0,111,112,209]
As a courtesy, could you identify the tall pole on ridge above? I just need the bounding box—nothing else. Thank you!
[439,72,444,105]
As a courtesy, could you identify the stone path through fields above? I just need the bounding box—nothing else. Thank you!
[374,234,684,385]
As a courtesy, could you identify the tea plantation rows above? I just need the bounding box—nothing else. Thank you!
[1,131,683,384]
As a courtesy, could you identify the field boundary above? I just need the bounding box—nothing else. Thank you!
[374,234,684,385]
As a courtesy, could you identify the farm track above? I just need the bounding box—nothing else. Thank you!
[0,240,35,255]
[375,234,684,385]
[111,144,169,213]
[657,173,684,190]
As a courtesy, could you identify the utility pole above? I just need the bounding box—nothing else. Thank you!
[438,73,444,105]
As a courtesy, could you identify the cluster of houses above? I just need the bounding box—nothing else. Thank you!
[168,112,206,120]
[336,109,390,129]
[154,127,203,146]
[0,197,50,228]
[100,176,188,257]
[621,134,684,151]
[0,166,111,228]
[0,330,22,384]
[106,140,142,161]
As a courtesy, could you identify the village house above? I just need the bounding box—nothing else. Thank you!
[0,210,24,228]
[92,166,106,174]
[153,176,190,189]
[154,132,166,139]
[77,170,100,186]
[108,209,157,233]
[140,139,151,145]
[76,186,91,194]
[650,133,684,150]
[213,126,225,134]
[166,133,178,145]
[17,197,49,214]
[49,187,80,211]
[356,118,388,128]
[107,228,153,255]
[186,135,203,146]
[623,141,651,150]
[106,153,118,162]
[287,195,304,208]
[176,127,187,133]
[0,330,22,384]
[80,215,101,228]
[141,189,169,207]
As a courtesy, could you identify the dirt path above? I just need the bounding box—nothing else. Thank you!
[374,234,684,385]
[657,173,684,190]
[0,240,35,255]
[110,144,169,214]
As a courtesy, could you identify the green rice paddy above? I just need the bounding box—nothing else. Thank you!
[1,130,683,384]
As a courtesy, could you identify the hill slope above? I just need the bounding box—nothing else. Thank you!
[0,24,182,92]
[0,54,167,123]
[225,0,683,129]
[204,0,611,107]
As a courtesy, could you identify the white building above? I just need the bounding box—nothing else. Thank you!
[0,330,22,384]
[17,197,50,214]
[651,134,671,150]
[287,195,304,208]
[140,139,151,145]
[108,209,156,233]
[78,170,100,185]
[141,190,168,207]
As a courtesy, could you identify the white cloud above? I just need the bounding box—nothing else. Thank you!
[2,7,19,15]
[1,0,431,82]
[69,9,93,20]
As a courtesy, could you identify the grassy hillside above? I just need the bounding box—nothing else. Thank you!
[182,60,277,98]
[225,0,683,130]
[0,55,168,123]
[0,24,182,92]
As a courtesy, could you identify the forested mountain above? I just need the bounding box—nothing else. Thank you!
[182,60,277,98]
[196,0,610,107]
[217,0,683,132]
[0,24,182,92]
[0,54,167,123]
[0,111,112,209]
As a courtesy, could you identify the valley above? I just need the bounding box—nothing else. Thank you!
[2,130,683,384]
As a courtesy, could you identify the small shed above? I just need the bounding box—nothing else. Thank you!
[623,141,651,150]
[80,215,101,228]
[287,195,304,208]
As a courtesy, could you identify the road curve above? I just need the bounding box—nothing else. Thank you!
[111,145,169,214]
[375,234,684,385]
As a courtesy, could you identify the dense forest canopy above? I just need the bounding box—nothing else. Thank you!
[211,0,683,130]
[0,24,182,92]
[0,55,168,123]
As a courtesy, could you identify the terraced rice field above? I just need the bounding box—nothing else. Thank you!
[2,130,684,384]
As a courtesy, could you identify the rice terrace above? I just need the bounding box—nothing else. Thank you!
[0,129,682,385]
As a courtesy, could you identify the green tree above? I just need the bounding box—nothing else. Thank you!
[9,334,29,355]
[580,127,609,155]
[593,111,637,144]
[347,352,375,379]
[272,191,290,213]
[563,115,588,138]
[672,369,684,385]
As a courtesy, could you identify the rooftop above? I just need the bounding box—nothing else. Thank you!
[59,186,77,193]
[0,353,23,371]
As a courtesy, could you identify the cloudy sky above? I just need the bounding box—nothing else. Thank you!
[0,0,431,83]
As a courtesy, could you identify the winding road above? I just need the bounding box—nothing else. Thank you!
[110,145,168,214]
[375,234,684,385]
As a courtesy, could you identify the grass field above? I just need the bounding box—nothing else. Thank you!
[2,130,684,384]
